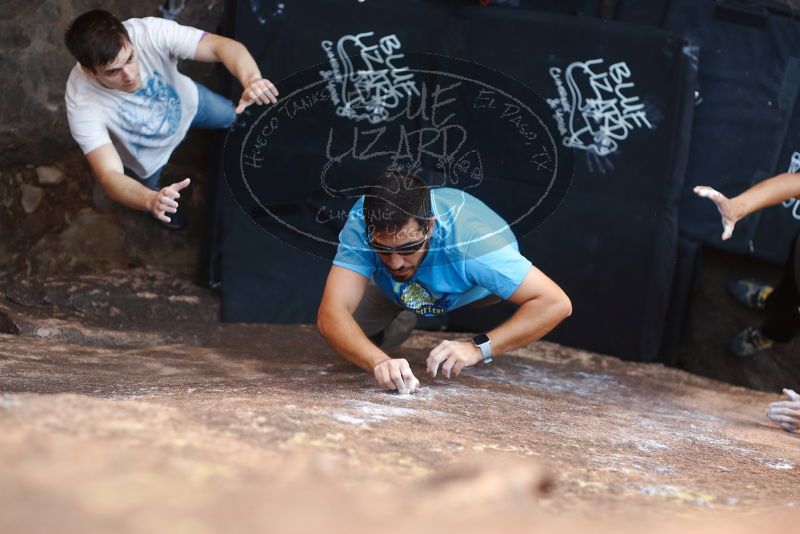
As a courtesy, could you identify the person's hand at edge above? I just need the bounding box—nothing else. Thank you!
[693,185,743,241]
[767,388,800,433]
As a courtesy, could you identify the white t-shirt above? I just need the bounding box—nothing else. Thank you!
[65,17,204,179]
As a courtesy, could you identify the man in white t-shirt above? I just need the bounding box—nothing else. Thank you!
[64,9,279,229]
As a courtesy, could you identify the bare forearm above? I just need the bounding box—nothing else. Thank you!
[98,171,156,211]
[732,173,800,219]
[317,309,390,372]
[216,40,261,88]
[487,297,571,355]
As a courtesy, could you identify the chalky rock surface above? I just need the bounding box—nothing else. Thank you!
[1,271,798,533]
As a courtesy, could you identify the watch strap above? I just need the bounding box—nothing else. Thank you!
[473,334,492,364]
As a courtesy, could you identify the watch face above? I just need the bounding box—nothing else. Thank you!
[473,333,490,345]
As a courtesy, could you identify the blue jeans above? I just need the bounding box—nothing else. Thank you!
[137,82,236,190]
[191,82,237,130]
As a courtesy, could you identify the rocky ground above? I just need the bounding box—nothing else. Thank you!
[676,246,800,390]
[1,270,798,533]
[2,6,799,530]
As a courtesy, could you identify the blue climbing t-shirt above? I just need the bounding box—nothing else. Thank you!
[333,187,533,316]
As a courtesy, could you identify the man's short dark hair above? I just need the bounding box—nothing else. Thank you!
[363,170,431,235]
[65,9,130,72]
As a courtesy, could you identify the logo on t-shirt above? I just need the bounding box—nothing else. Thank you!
[394,281,447,316]
[118,70,182,155]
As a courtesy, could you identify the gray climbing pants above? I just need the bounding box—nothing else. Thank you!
[352,283,418,351]
[352,282,502,351]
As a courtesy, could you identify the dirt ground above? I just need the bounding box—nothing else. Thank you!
[677,245,800,390]
[1,271,798,534]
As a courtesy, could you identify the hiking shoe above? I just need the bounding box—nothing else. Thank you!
[727,279,773,311]
[730,326,774,356]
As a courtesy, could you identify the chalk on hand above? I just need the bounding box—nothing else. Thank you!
[693,186,721,199]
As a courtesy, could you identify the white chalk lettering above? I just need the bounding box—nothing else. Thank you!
[319,32,420,124]
[546,58,653,157]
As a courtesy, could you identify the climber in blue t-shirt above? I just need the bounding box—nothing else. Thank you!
[317,170,572,395]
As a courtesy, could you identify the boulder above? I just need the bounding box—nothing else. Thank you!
[25,209,128,274]
[19,184,42,214]
[35,165,65,185]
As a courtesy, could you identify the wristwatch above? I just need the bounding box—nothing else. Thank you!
[472,333,492,364]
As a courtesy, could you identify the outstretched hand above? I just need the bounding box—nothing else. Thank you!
[147,178,190,224]
[236,76,279,114]
[693,186,742,241]
[767,388,800,433]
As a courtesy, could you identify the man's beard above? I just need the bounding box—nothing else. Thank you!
[390,270,414,281]
[384,244,430,281]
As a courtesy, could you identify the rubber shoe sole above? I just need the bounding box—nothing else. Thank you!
[727,279,773,311]
[730,325,774,356]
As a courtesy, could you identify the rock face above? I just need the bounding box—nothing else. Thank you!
[19,184,43,214]
[0,152,203,279]
[25,209,129,274]
[35,165,65,185]
[0,271,798,533]
[0,269,215,341]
